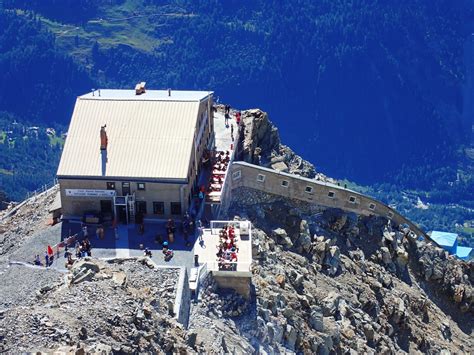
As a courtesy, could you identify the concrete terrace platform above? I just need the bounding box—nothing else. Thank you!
[15,221,197,271]
[193,221,252,276]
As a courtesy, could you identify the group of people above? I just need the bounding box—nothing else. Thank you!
[208,150,231,193]
[34,244,55,267]
[216,224,239,270]
[223,105,242,128]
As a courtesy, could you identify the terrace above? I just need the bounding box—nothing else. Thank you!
[193,220,252,277]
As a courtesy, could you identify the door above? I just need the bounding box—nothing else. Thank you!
[117,205,127,223]
[122,182,131,196]
[100,200,113,214]
[136,201,147,215]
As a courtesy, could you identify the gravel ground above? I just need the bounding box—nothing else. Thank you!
[7,223,62,265]
[0,258,187,353]
[0,188,58,259]
[0,264,63,309]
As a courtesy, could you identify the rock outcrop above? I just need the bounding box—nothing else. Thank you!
[0,259,188,353]
[241,109,322,179]
[220,191,473,353]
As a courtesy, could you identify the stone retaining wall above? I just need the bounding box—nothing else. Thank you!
[224,162,430,242]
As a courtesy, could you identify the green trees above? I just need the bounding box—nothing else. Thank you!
[0,10,92,125]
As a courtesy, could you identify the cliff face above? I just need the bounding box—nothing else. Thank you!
[220,189,473,353]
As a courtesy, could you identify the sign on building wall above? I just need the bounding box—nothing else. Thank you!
[65,189,116,197]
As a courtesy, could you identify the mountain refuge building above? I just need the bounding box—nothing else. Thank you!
[57,87,214,222]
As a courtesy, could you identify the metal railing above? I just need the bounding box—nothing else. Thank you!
[26,178,59,200]
[1,178,59,223]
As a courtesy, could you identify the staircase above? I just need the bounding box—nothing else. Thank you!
[127,193,136,224]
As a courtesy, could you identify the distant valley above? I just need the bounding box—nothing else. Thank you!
[0,0,472,245]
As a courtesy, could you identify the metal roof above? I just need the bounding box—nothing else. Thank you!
[57,93,209,180]
[430,231,458,248]
[455,246,473,260]
[80,89,212,102]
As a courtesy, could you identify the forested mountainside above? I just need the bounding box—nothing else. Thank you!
[0,0,472,241]
[2,0,472,181]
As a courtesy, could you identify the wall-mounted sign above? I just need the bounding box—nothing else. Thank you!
[65,189,116,197]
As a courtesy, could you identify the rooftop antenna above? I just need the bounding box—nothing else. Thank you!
[168,88,171,97]
[98,89,101,97]
[91,88,95,97]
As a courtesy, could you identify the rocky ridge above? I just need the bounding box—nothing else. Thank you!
[0,108,472,353]
[241,109,331,181]
[181,187,473,353]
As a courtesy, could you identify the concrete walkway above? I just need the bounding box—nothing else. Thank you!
[115,225,130,258]
[214,110,235,153]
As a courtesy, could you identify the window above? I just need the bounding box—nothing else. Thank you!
[305,186,313,193]
[369,203,376,211]
[122,182,131,196]
[153,202,165,215]
[349,196,356,203]
[281,180,289,188]
[232,170,241,180]
[387,211,394,219]
[328,191,335,198]
[137,182,146,190]
[171,202,182,215]
[106,182,115,190]
[257,174,266,182]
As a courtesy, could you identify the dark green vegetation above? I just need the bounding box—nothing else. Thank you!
[0,112,63,202]
[0,0,472,245]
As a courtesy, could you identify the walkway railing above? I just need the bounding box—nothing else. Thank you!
[1,179,59,223]
[26,178,59,200]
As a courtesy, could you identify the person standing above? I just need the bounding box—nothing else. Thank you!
[197,219,204,242]
[44,252,49,267]
[82,224,88,238]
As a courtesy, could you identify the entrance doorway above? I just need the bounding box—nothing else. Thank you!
[122,182,131,196]
[136,201,147,224]
[117,205,127,223]
[100,200,113,214]
[136,201,147,215]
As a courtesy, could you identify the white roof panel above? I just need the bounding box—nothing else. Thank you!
[57,93,208,180]
[81,89,212,102]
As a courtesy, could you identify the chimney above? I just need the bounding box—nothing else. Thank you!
[168,88,171,97]
[100,124,108,150]
[135,82,146,95]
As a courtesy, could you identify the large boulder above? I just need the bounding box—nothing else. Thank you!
[296,220,312,253]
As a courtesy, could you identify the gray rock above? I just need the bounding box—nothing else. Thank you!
[72,259,101,273]
[321,292,341,316]
[309,306,324,331]
[187,330,198,347]
[285,324,297,350]
[380,247,392,265]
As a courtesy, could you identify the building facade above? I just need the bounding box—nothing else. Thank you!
[57,88,214,222]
